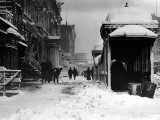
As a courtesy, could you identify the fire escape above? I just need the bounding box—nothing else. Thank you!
[0,0,42,81]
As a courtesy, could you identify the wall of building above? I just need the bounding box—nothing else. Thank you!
[60,24,76,54]
[0,0,63,76]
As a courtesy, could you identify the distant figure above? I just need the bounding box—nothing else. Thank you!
[83,70,87,78]
[53,68,63,83]
[40,61,46,83]
[45,62,53,83]
[72,67,78,80]
[47,67,53,83]
[68,67,73,79]
[86,67,91,80]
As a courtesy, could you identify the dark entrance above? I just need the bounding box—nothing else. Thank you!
[110,37,154,91]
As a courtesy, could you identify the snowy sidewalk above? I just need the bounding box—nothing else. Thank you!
[0,76,160,120]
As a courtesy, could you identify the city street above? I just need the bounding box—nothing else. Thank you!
[0,76,160,120]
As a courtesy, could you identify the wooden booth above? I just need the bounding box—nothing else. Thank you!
[106,25,157,91]
[100,5,159,91]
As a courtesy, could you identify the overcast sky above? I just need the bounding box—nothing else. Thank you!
[58,0,160,60]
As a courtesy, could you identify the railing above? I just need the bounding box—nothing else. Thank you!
[0,70,21,96]
[25,52,41,73]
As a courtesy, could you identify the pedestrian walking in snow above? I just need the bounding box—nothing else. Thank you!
[72,67,78,80]
[45,62,53,83]
[86,67,91,80]
[68,67,73,79]
[53,68,63,83]
[40,61,47,83]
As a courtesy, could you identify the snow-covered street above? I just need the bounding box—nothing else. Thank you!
[0,76,160,120]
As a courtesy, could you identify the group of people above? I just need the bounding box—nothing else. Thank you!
[41,62,94,83]
[41,61,63,84]
[68,67,78,80]
[82,67,94,80]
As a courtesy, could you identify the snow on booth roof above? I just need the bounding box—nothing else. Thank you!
[104,5,158,24]
[109,25,158,38]
[93,40,103,50]
[94,54,101,65]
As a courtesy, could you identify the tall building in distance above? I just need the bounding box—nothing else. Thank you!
[74,53,88,65]
[60,24,76,63]
[60,24,76,54]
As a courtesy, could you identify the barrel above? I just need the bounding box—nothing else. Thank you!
[141,81,157,98]
[128,83,142,96]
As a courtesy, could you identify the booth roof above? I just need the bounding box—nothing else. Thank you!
[104,7,158,24]
[109,25,158,38]
[94,54,101,65]
[93,40,103,50]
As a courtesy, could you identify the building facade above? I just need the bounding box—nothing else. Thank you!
[0,0,63,79]
[99,4,158,90]
[60,24,76,65]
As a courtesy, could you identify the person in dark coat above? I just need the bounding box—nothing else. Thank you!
[86,67,91,80]
[53,68,63,83]
[47,67,53,83]
[111,59,125,91]
[45,62,53,83]
[72,67,77,80]
[68,67,73,79]
[40,61,46,83]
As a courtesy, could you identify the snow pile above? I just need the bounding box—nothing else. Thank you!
[1,82,160,120]
[109,25,157,38]
[0,90,25,101]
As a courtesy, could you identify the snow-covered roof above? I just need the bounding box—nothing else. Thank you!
[94,54,101,65]
[109,25,158,38]
[93,40,103,50]
[7,27,21,37]
[103,7,158,24]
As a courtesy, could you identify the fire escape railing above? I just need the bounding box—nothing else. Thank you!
[25,52,41,74]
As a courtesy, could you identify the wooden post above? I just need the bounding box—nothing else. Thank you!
[104,40,107,85]
[100,64,102,83]
[150,48,154,83]
[97,65,99,81]
[93,54,96,81]
[3,86,6,96]
[107,41,111,90]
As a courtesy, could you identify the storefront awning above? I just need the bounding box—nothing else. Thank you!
[109,25,158,38]
[17,41,28,47]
